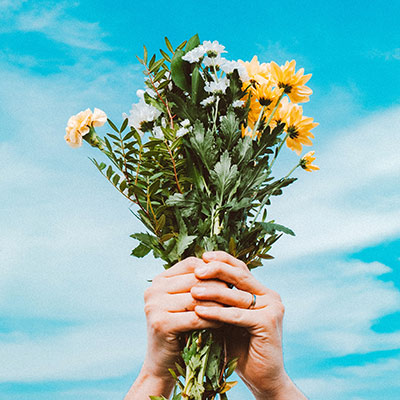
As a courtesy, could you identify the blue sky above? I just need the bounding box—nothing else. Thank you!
[0,1,399,399]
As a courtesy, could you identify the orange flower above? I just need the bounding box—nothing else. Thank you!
[270,60,312,103]
[300,151,320,171]
[285,105,318,154]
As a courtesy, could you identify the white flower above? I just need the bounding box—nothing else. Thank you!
[202,40,226,57]
[125,90,161,135]
[219,60,249,82]
[152,126,164,139]
[204,77,229,94]
[91,108,107,127]
[203,55,224,68]
[182,46,205,63]
[181,119,191,127]
[232,100,245,108]
[200,95,216,106]
[176,126,189,137]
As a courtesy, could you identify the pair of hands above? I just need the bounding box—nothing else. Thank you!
[127,251,305,400]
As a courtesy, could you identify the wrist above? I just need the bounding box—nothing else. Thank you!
[124,367,175,400]
[252,373,307,400]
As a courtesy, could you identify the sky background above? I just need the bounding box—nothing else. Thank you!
[1,0,400,399]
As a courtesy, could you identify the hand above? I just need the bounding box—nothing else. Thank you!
[125,257,223,399]
[191,251,306,400]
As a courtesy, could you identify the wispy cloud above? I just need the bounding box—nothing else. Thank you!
[0,38,399,398]
[1,2,110,51]
[269,105,400,261]
[368,48,400,61]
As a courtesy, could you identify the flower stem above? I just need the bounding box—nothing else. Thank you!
[264,91,285,129]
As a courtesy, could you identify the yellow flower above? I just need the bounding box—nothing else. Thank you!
[285,105,318,155]
[251,82,280,108]
[300,151,320,171]
[239,56,270,87]
[270,60,312,103]
[269,97,292,128]
[64,108,107,148]
[241,125,253,138]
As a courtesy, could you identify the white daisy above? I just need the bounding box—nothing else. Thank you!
[204,77,229,95]
[124,90,161,135]
[176,126,189,137]
[182,46,205,63]
[200,95,216,106]
[181,119,191,127]
[232,100,245,108]
[202,40,226,57]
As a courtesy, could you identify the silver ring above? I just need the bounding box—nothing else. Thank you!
[247,293,256,309]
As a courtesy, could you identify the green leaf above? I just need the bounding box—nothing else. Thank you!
[106,165,113,179]
[164,36,174,53]
[107,118,119,132]
[160,48,171,62]
[185,33,200,52]
[149,58,165,74]
[120,118,128,133]
[131,243,151,257]
[143,45,148,64]
[191,64,202,104]
[112,174,120,186]
[171,49,190,91]
[211,151,239,200]
[176,232,196,256]
[258,221,295,236]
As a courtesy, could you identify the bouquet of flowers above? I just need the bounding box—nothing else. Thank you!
[65,34,318,400]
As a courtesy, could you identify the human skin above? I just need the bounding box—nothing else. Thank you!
[125,251,307,400]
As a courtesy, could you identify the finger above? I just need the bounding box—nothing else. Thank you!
[202,251,248,270]
[165,273,199,294]
[160,257,205,278]
[167,293,222,312]
[194,305,258,329]
[168,311,222,333]
[195,261,267,295]
[191,284,263,309]
[195,302,285,330]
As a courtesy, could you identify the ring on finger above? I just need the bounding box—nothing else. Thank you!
[247,293,257,309]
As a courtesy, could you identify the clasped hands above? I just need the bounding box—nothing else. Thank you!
[126,251,306,400]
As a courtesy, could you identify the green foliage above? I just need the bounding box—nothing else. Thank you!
[81,34,311,400]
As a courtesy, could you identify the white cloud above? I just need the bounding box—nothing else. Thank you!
[0,39,399,397]
[1,2,110,51]
[254,257,400,357]
[297,356,400,399]
[268,105,400,261]
[0,321,145,382]
[368,48,400,61]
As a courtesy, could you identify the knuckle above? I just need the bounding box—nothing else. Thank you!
[270,289,282,302]
[231,308,243,324]
[149,314,167,334]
